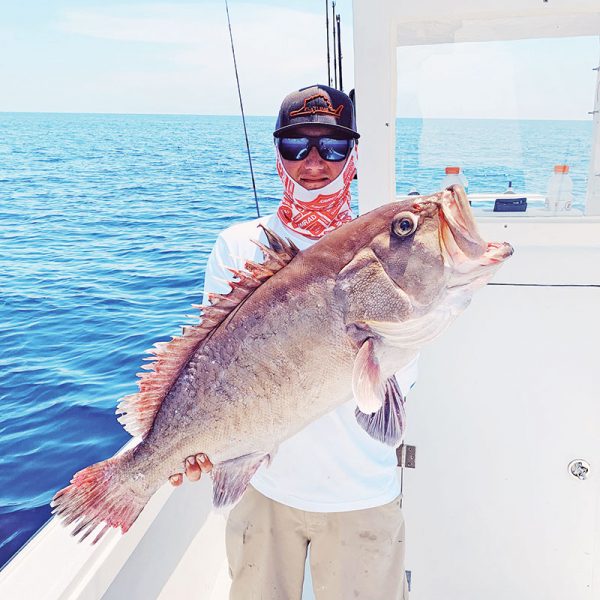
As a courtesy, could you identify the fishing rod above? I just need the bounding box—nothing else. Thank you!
[336,13,343,91]
[326,1,343,91]
[332,1,338,89]
[325,0,332,86]
[224,0,261,218]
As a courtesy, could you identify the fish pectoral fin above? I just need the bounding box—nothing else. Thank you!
[352,338,385,414]
[355,376,405,446]
[211,451,268,507]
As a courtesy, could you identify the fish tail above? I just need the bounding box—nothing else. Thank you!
[51,449,149,544]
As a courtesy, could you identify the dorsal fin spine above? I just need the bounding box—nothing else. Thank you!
[115,226,300,439]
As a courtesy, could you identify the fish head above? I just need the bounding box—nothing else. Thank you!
[367,185,513,314]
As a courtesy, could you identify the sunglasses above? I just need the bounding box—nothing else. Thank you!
[277,136,354,162]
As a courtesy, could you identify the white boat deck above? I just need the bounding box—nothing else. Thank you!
[0,477,226,599]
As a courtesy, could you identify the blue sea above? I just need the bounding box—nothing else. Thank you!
[0,113,592,568]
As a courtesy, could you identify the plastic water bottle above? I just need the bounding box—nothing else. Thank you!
[546,165,573,211]
[441,166,468,193]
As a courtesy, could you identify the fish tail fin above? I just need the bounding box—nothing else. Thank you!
[51,449,149,544]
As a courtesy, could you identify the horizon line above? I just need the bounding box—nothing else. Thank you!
[0,110,593,122]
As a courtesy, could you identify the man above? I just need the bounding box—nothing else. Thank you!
[169,84,417,599]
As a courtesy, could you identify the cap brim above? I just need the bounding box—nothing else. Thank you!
[273,123,360,139]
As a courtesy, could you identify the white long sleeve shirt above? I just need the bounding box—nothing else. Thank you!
[203,213,418,512]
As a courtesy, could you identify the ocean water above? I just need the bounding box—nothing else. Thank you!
[0,113,592,569]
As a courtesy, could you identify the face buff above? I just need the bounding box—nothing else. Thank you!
[275,145,358,240]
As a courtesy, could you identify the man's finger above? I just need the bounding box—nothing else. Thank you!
[185,455,202,481]
[169,473,183,487]
[197,453,213,473]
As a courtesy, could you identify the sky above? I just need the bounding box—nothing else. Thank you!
[0,1,598,119]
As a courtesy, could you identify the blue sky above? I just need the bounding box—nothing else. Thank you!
[1,1,598,119]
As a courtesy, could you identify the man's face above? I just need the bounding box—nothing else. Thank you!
[278,125,350,190]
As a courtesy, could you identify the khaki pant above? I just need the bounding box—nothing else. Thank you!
[226,486,408,600]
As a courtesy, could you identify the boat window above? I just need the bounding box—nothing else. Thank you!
[395,36,599,212]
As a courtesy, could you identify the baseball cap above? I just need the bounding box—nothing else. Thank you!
[274,84,360,139]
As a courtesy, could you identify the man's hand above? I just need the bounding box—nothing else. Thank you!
[168,453,213,487]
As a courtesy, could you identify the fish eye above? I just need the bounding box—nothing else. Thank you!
[391,213,418,238]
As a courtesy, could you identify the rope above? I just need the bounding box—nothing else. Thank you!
[224,0,261,218]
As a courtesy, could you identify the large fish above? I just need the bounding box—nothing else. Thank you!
[52,186,512,543]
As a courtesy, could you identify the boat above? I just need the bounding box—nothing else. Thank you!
[1,1,600,598]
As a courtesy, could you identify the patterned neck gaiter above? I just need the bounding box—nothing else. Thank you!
[275,145,358,240]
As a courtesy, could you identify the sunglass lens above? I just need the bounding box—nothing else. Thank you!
[318,138,352,162]
[278,137,353,162]
[278,138,310,161]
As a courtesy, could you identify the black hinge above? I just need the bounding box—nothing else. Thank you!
[396,444,416,468]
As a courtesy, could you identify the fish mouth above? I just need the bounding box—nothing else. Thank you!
[437,185,513,287]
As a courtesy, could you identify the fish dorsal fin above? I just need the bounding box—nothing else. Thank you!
[116,226,299,439]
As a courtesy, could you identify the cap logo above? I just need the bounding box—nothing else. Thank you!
[289,94,344,120]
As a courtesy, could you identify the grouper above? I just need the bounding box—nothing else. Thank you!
[52,185,513,543]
